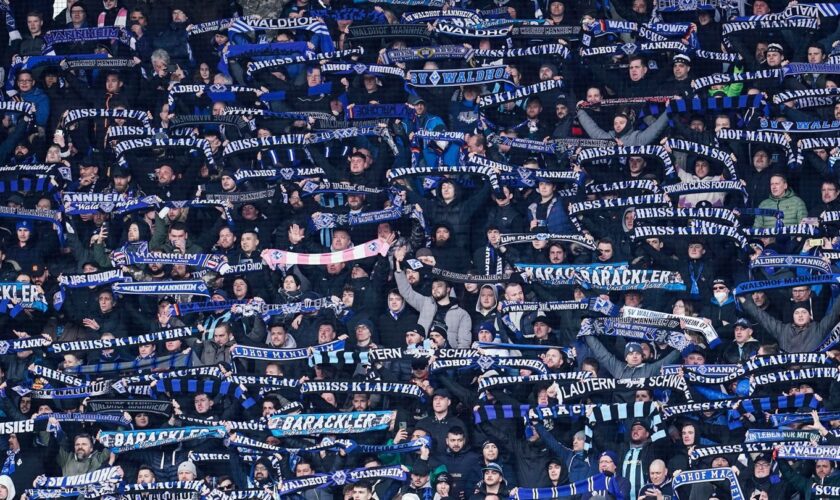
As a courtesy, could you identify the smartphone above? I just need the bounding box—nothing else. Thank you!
[399,422,407,431]
[809,238,824,247]
[167,63,178,73]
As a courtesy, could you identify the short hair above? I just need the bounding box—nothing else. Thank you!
[628,55,647,66]
[353,482,373,492]
[150,49,171,65]
[597,237,615,248]
[447,426,466,438]
[138,465,156,478]
[169,222,188,234]
[74,433,94,445]
[26,11,44,20]
[770,173,788,183]
[807,43,825,54]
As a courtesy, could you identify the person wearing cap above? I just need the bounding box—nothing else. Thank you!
[739,289,840,352]
[590,418,668,500]
[399,457,433,500]
[582,337,682,403]
[754,174,808,229]
[678,239,717,302]
[416,388,467,457]
[428,324,449,349]
[405,92,460,168]
[433,472,453,500]
[740,453,785,499]
[526,173,576,234]
[700,278,737,340]
[469,462,508,500]
[395,245,472,348]
[514,97,550,142]
[661,54,692,96]
[721,318,761,363]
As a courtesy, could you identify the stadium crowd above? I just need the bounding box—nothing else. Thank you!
[2,0,840,499]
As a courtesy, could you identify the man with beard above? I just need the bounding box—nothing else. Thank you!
[395,246,471,348]
[56,431,114,476]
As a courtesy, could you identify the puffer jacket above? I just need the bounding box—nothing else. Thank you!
[754,188,808,228]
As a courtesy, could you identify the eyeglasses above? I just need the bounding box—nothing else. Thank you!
[219,483,234,490]
[712,286,727,291]
[17,79,33,83]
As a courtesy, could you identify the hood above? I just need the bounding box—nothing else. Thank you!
[476,284,501,313]
[622,207,635,232]
[436,179,461,204]
[0,474,16,500]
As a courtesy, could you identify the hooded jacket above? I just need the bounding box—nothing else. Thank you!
[583,336,681,403]
[577,109,670,146]
[406,180,491,251]
[741,295,840,352]
[395,270,472,348]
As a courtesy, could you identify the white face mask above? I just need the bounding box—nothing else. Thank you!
[714,291,728,303]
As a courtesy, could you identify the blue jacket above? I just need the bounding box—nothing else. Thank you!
[20,88,49,127]
[535,423,593,484]
[527,196,575,234]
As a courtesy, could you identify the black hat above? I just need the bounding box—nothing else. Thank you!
[111,166,131,178]
[712,278,729,288]
[408,324,426,338]
[432,388,452,399]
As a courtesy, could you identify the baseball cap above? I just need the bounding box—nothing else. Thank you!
[28,263,46,278]
[482,462,504,475]
[734,318,752,328]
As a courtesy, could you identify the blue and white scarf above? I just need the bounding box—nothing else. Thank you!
[267,411,395,437]
[49,326,197,353]
[99,426,227,453]
[512,474,621,500]
[408,66,513,87]
[112,280,211,297]
[230,340,344,362]
[34,466,123,488]
[671,468,745,500]
[111,242,231,274]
